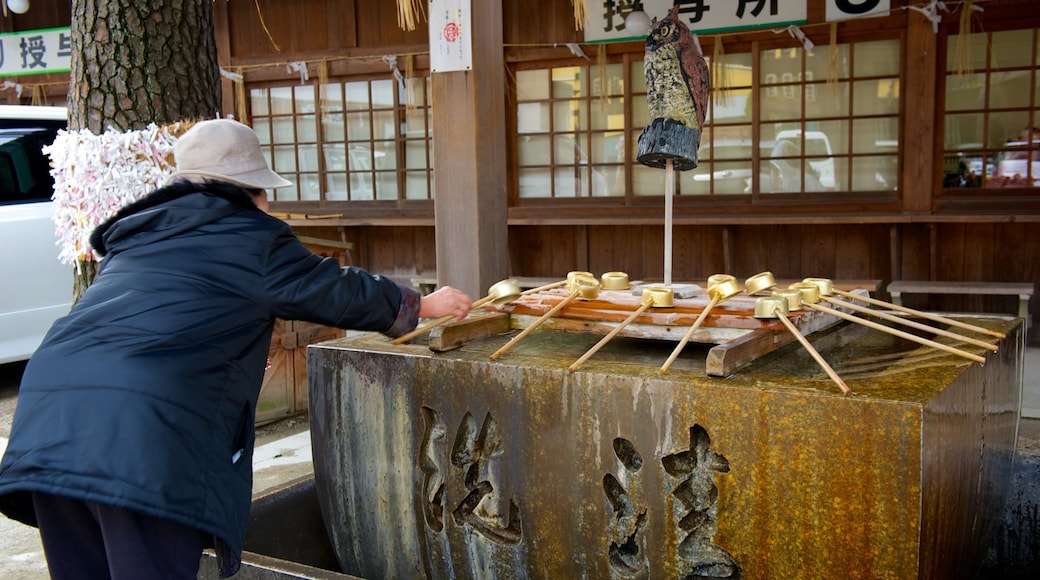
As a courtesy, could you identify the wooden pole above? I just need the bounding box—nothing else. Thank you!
[568,302,652,373]
[659,295,719,374]
[664,159,674,286]
[490,292,580,361]
[774,307,853,396]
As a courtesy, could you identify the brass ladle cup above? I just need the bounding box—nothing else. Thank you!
[744,271,777,295]
[489,274,601,361]
[392,278,523,344]
[789,282,986,364]
[660,277,743,374]
[569,286,674,373]
[754,296,853,396]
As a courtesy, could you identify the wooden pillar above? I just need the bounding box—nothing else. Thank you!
[902,9,938,213]
[430,2,509,299]
[211,0,233,119]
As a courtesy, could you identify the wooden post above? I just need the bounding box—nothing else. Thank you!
[430,2,509,299]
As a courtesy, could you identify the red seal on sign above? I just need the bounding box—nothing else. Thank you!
[443,22,460,42]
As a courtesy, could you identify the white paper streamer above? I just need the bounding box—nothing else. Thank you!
[557,42,590,60]
[908,1,950,34]
[783,25,814,54]
[381,55,406,93]
[1,80,23,98]
[219,67,244,82]
[44,124,185,264]
[286,61,309,84]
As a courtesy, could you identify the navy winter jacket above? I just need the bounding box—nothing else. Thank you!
[0,181,421,576]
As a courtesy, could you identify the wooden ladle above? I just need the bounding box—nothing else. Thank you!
[489,273,601,361]
[813,291,998,353]
[789,282,986,364]
[802,277,1005,339]
[392,278,523,344]
[754,296,853,396]
[660,277,743,374]
[569,286,674,373]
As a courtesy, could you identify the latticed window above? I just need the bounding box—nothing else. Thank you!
[515,64,627,199]
[942,27,1040,190]
[513,37,902,200]
[248,76,434,204]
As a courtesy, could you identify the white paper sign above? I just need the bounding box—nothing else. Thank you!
[583,0,808,43]
[429,0,472,73]
[826,0,890,21]
[0,27,72,77]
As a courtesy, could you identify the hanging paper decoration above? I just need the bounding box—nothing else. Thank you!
[44,123,191,265]
[908,0,948,34]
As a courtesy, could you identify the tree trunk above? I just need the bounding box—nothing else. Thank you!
[66,0,221,302]
[68,0,221,133]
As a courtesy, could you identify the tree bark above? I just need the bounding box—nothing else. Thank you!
[66,1,221,302]
[68,0,221,133]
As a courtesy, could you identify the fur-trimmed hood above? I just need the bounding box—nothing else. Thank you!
[90,180,263,257]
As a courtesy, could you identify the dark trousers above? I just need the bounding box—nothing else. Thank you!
[31,491,210,580]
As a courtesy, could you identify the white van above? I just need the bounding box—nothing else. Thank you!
[0,105,69,364]
[775,129,836,190]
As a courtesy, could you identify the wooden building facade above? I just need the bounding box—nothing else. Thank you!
[3,0,1039,341]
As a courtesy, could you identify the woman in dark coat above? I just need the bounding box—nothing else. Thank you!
[0,119,472,579]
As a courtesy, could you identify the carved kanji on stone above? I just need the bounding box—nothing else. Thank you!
[662,424,741,579]
[603,437,649,575]
[449,411,522,544]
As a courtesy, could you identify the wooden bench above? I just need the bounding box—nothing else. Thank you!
[886,280,1034,329]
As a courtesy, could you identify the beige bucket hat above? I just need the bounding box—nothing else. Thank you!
[168,118,292,189]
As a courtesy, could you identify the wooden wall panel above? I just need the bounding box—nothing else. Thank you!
[833,226,871,279]
[671,226,717,282]
[357,1,427,48]
[502,0,581,46]
[801,225,838,280]
[227,0,428,61]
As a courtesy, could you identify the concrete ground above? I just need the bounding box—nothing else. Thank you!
[0,343,1038,578]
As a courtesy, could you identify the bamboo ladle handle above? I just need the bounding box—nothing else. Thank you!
[391,294,497,344]
[821,296,998,352]
[830,288,1005,339]
[773,306,853,396]
[524,279,568,294]
[659,295,720,375]
[489,292,579,361]
[568,302,651,373]
[807,302,986,364]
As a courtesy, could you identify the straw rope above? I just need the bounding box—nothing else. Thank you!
[397,0,426,32]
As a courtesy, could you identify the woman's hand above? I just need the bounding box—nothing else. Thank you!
[419,286,472,321]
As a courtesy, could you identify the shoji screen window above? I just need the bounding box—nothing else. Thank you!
[943,28,1039,190]
[515,64,626,199]
[249,76,433,204]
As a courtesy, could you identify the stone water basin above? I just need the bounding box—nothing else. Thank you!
[308,315,1023,579]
